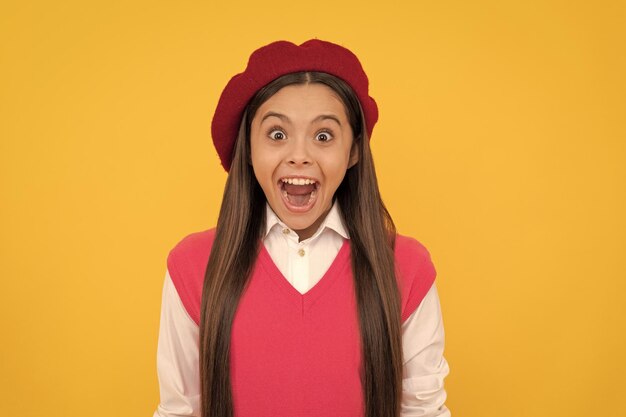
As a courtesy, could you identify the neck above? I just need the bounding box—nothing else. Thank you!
[293,203,333,242]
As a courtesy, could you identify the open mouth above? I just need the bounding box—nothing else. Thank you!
[278,177,320,212]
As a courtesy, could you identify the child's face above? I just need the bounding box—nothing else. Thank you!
[250,83,359,241]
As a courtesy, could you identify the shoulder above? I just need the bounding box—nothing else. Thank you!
[168,227,217,256]
[167,227,217,273]
[165,227,217,325]
[393,233,437,322]
[394,233,436,279]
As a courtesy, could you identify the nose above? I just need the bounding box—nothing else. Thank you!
[285,137,312,166]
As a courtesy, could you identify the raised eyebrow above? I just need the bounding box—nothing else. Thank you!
[312,114,342,126]
[260,112,342,126]
[260,112,291,124]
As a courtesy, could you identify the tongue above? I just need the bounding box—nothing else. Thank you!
[283,183,315,195]
[283,183,315,207]
[288,193,310,206]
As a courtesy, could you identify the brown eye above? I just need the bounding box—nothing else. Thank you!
[269,130,285,140]
[315,131,333,142]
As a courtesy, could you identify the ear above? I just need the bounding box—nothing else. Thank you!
[348,136,360,168]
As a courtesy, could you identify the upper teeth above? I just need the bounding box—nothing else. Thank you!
[281,178,316,185]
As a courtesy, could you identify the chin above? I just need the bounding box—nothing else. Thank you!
[281,213,316,230]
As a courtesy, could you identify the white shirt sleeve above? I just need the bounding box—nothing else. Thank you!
[401,282,451,417]
[153,269,201,417]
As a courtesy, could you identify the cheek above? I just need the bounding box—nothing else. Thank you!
[250,142,278,188]
[321,159,350,187]
[321,147,351,173]
[249,135,266,168]
[250,156,269,184]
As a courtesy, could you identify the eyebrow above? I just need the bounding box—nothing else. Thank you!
[260,112,342,126]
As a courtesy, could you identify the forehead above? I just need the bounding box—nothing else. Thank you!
[255,83,348,121]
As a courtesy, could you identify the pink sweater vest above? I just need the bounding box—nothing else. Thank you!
[167,228,436,417]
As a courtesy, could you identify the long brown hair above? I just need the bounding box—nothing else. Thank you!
[200,72,402,417]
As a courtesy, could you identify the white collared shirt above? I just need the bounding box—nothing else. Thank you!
[154,200,451,417]
[262,199,350,294]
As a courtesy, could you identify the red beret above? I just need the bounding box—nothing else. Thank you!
[211,39,379,172]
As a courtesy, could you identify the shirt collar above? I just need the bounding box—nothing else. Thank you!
[263,199,350,241]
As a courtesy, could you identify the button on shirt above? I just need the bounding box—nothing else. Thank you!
[153,200,451,417]
[264,202,348,295]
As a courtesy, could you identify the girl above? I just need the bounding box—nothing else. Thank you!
[154,39,450,417]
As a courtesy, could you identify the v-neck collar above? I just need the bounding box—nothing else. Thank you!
[257,238,352,315]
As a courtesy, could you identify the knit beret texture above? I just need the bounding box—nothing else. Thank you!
[211,39,378,172]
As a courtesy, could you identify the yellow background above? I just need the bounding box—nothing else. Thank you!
[1,0,624,416]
